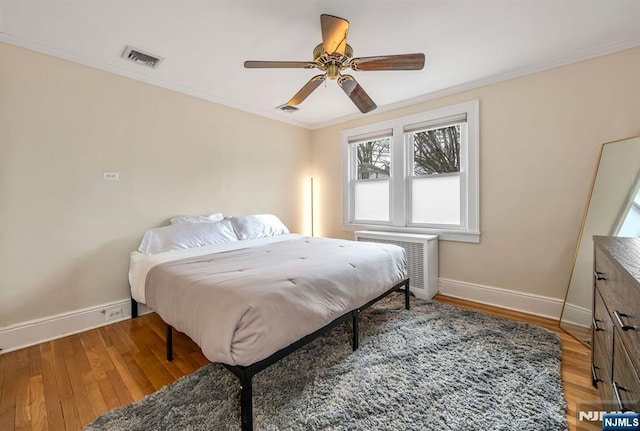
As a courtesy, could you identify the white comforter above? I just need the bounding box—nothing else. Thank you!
[131,235,407,366]
[129,234,300,304]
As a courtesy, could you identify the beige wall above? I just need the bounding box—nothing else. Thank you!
[311,47,640,300]
[0,42,311,326]
[2,41,640,328]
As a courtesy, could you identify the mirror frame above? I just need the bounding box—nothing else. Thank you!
[559,134,640,345]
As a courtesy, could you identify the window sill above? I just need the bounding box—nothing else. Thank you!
[342,224,480,243]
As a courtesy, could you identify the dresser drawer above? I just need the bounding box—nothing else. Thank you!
[613,331,640,412]
[594,245,616,290]
[593,335,614,401]
[593,288,614,363]
[593,285,613,399]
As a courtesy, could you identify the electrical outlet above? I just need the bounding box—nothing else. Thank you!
[104,306,124,321]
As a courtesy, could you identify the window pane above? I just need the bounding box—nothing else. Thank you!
[355,138,390,179]
[354,180,390,221]
[412,124,461,176]
[411,175,460,225]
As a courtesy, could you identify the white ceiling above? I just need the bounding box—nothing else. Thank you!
[1,1,639,129]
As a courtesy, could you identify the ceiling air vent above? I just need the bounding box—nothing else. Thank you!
[276,104,299,113]
[121,46,163,68]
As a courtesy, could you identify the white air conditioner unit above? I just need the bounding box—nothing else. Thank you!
[354,231,438,299]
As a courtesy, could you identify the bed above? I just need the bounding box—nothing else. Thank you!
[129,214,409,430]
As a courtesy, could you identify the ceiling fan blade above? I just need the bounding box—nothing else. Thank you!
[244,61,316,69]
[351,53,426,71]
[286,74,326,106]
[338,75,377,114]
[321,14,349,56]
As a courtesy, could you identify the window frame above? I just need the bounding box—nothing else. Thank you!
[405,121,467,229]
[341,100,480,243]
[347,133,393,226]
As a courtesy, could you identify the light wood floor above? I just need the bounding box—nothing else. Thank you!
[0,294,600,431]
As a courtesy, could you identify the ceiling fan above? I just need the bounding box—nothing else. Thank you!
[244,14,426,114]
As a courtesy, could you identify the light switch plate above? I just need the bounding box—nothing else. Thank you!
[103,172,120,181]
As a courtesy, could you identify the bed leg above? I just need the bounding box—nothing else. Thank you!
[166,324,173,361]
[352,310,360,351]
[131,298,138,319]
[240,372,254,431]
[404,278,411,310]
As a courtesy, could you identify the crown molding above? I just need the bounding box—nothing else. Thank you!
[2,32,640,131]
[309,36,640,130]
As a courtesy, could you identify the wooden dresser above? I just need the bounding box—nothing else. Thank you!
[592,236,640,412]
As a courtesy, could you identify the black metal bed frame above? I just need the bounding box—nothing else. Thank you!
[132,278,410,431]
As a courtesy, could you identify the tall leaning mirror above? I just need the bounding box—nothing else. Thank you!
[560,135,640,344]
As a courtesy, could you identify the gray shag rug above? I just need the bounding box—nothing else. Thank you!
[86,295,567,430]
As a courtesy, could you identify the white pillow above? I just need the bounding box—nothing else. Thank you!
[170,213,224,225]
[229,214,289,240]
[138,219,238,255]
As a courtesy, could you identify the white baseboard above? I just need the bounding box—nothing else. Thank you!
[0,299,152,355]
[438,278,565,320]
[1,279,566,355]
[560,302,591,328]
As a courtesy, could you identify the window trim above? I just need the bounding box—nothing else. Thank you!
[341,100,480,243]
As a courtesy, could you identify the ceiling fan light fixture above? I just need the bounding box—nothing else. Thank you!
[327,64,340,80]
[244,14,425,113]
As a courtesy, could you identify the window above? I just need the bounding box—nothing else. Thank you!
[342,100,479,242]
[350,134,392,223]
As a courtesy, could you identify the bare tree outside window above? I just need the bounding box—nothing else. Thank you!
[413,125,461,175]
[356,138,390,179]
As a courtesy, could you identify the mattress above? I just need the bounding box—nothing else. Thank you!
[134,235,407,366]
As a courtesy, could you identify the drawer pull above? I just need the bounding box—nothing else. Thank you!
[594,271,607,281]
[592,318,604,332]
[613,382,628,411]
[591,364,602,386]
[613,310,637,331]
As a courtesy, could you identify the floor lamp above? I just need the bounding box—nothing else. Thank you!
[310,177,314,237]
